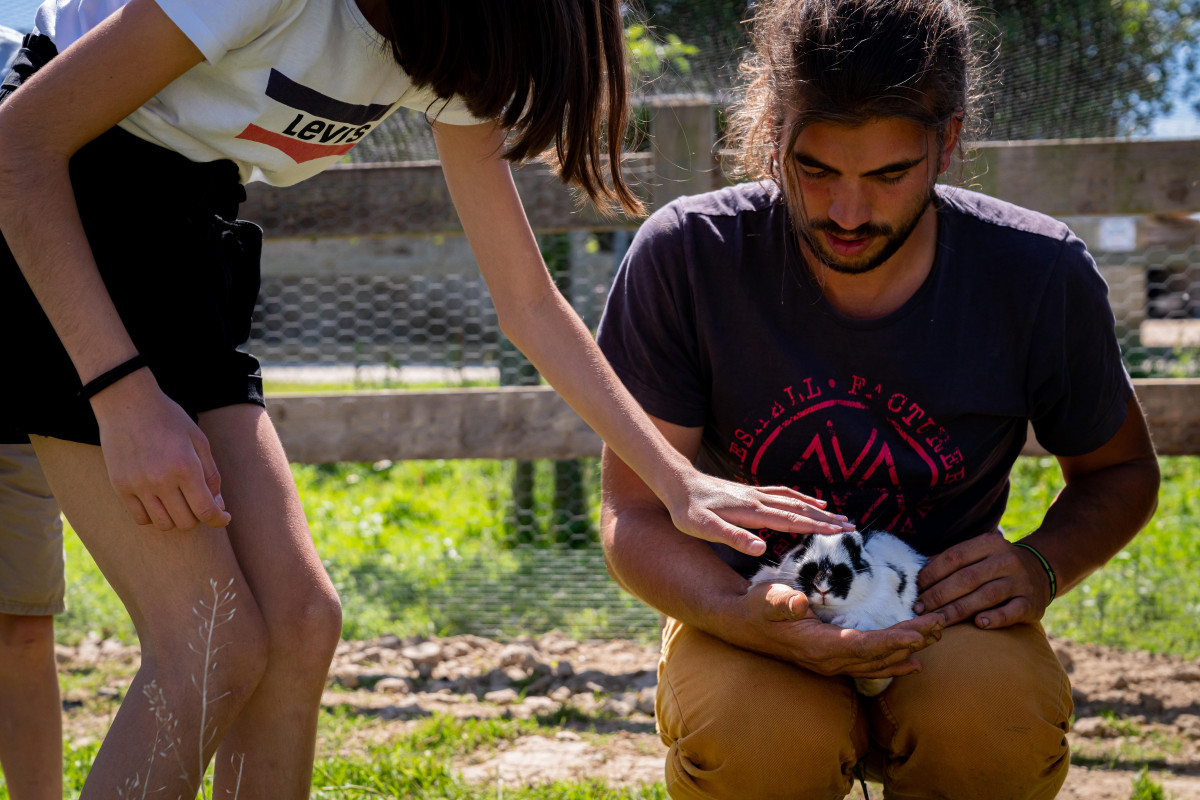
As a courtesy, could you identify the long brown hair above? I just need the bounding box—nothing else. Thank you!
[379,0,643,217]
[727,0,986,186]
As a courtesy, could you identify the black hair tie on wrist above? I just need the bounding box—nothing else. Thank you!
[78,354,150,401]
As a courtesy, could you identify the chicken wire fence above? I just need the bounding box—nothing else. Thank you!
[0,0,1196,638]
[248,5,1200,639]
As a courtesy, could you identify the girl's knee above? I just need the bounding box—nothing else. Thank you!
[265,580,342,676]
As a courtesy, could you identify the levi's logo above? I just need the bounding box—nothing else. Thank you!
[235,69,397,164]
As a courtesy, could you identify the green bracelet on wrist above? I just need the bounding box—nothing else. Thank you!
[1013,541,1057,602]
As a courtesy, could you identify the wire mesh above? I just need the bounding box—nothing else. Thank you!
[246,2,1200,640]
[3,0,1197,639]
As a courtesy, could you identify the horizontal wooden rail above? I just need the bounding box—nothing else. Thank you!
[269,379,1199,463]
[241,138,1200,239]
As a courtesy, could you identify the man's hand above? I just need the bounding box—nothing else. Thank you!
[914,531,1052,628]
[745,582,945,679]
[666,471,856,557]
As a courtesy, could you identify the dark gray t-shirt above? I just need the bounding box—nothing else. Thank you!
[597,182,1133,577]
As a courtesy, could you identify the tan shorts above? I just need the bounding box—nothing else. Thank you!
[656,617,1072,800]
[0,443,64,615]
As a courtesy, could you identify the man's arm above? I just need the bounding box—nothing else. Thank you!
[602,415,945,680]
[916,396,1160,628]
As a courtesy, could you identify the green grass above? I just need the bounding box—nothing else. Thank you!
[1130,767,1172,800]
[1001,456,1200,656]
[310,713,667,800]
[36,714,665,800]
[264,379,499,395]
[59,455,1200,655]
[19,455,1200,800]
[58,456,655,646]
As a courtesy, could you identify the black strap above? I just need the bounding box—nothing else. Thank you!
[78,355,150,401]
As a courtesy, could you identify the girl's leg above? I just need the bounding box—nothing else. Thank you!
[32,435,271,800]
[197,404,342,799]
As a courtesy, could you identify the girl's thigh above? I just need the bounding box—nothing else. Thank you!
[29,434,260,655]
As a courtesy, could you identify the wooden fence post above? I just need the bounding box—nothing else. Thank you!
[648,96,717,210]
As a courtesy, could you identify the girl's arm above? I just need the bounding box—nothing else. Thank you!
[432,120,853,554]
[0,0,228,531]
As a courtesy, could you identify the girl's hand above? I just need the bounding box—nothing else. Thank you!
[665,469,855,556]
[90,369,230,531]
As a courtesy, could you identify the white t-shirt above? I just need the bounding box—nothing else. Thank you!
[34,0,485,185]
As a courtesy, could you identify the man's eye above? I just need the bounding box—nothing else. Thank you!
[801,168,828,179]
[878,172,907,185]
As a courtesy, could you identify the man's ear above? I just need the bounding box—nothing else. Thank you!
[938,113,964,174]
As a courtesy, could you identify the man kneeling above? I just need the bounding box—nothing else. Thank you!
[596,1,1160,797]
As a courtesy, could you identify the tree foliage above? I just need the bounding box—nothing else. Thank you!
[638,0,1200,138]
[983,0,1200,138]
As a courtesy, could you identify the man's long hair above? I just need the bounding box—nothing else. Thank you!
[726,0,988,187]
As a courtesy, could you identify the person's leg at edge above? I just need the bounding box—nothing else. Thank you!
[868,622,1072,800]
[0,442,65,800]
[0,613,61,800]
[197,404,342,798]
[657,617,869,800]
[32,404,340,799]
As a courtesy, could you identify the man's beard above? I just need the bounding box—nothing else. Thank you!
[799,186,937,276]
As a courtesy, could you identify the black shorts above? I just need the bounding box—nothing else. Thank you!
[0,35,265,446]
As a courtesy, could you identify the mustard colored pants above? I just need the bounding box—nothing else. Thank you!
[656,618,1072,799]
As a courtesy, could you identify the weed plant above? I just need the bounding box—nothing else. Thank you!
[1129,767,1171,800]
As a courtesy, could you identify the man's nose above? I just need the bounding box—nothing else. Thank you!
[827,184,872,232]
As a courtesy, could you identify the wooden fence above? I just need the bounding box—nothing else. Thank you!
[243,99,1200,462]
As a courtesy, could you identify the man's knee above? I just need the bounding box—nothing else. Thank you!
[657,621,864,800]
[874,623,1072,799]
[663,724,856,800]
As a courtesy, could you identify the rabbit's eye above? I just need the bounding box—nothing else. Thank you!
[829,564,855,598]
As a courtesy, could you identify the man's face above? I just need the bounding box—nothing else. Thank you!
[785,117,947,275]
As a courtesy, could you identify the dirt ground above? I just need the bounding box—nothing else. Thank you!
[58,632,1200,798]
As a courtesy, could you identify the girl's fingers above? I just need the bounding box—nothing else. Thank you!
[159,487,202,532]
[686,515,767,556]
[184,435,231,529]
[120,493,153,527]
[757,485,828,507]
[141,494,174,530]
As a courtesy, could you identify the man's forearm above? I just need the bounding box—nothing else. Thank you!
[1022,454,1159,597]
[601,500,750,634]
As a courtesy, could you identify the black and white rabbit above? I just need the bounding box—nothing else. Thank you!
[751,529,927,696]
